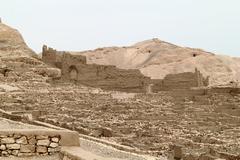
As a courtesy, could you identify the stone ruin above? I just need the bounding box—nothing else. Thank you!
[42,45,209,93]
[42,45,151,92]
[151,68,209,92]
[0,132,60,157]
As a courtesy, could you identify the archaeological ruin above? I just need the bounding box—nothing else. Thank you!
[42,45,151,92]
[0,21,240,160]
[42,45,209,93]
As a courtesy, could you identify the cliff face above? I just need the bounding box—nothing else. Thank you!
[74,39,240,86]
[0,23,37,58]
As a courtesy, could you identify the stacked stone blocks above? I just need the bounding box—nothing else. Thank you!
[0,134,61,157]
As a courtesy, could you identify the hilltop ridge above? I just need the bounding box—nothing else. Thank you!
[71,38,240,85]
[0,22,37,58]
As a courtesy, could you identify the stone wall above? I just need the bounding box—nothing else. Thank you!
[42,47,150,93]
[0,132,60,157]
[42,45,63,68]
[61,53,150,92]
[42,46,209,93]
[152,68,209,92]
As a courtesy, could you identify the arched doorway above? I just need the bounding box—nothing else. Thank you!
[69,65,78,81]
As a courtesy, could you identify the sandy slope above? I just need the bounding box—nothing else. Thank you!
[0,23,36,58]
[74,38,240,85]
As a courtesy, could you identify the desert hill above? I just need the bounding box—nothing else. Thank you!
[0,22,60,83]
[72,38,240,85]
[0,23,36,58]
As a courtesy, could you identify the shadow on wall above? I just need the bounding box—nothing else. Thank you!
[69,65,78,81]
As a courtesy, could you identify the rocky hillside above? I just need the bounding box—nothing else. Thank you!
[0,23,36,58]
[74,39,240,86]
[0,22,60,87]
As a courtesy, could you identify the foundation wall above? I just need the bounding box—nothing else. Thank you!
[0,130,61,157]
[152,68,209,92]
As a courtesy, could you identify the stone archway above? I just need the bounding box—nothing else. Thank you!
[69,65,78,81]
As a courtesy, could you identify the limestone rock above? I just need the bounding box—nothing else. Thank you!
[0,144,6,150]
[6,144,20,150]
[37,139,50,146]
[1,137,15,144]
[16,136,27,144]
[48,147,60,153]
[11,150,19,156]
[28,137,37,145]
[1,151,9,156]
[36,146,47,153]
[31,68,61,79]
[51,137,60,143]
[49,142,59,148]
[20,144,35,153]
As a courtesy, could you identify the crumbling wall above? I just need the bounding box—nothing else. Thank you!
[61,53,87,80]
[61,53,150,92]
[0,132,60,157]
[42,46,209,93]
[152,68,209,92]
[42,45,63,68]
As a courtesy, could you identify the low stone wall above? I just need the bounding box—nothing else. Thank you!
[0,130,61,157]
[0,109,23,121]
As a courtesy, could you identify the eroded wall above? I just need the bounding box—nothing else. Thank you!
[151,68,209,92]
[42,45,63,68]
[42,46,209,93]
[61,53,150,92]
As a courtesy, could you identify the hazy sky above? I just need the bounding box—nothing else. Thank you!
[1,0,240,56]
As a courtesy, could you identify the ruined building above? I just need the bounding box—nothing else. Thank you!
[42,45,150,92]
[42,45,209,93]
[151,68,209,92]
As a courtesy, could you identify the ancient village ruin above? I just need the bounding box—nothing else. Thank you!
[42,45,209,93]
[0,20,240,160]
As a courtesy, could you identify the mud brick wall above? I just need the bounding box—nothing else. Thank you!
[0,133,61,157]
[60,53,150,93]
[42,45,64,68]
[152,68,209,92]
[42,46,209,93]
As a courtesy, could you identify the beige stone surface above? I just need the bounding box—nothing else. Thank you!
[36,146,47,153]
[49,142,59,148]
[6,144,20,149]
[20,144,35,153]
[37,139,50,146]
[1,137,15,144]
[16,136,27,144]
